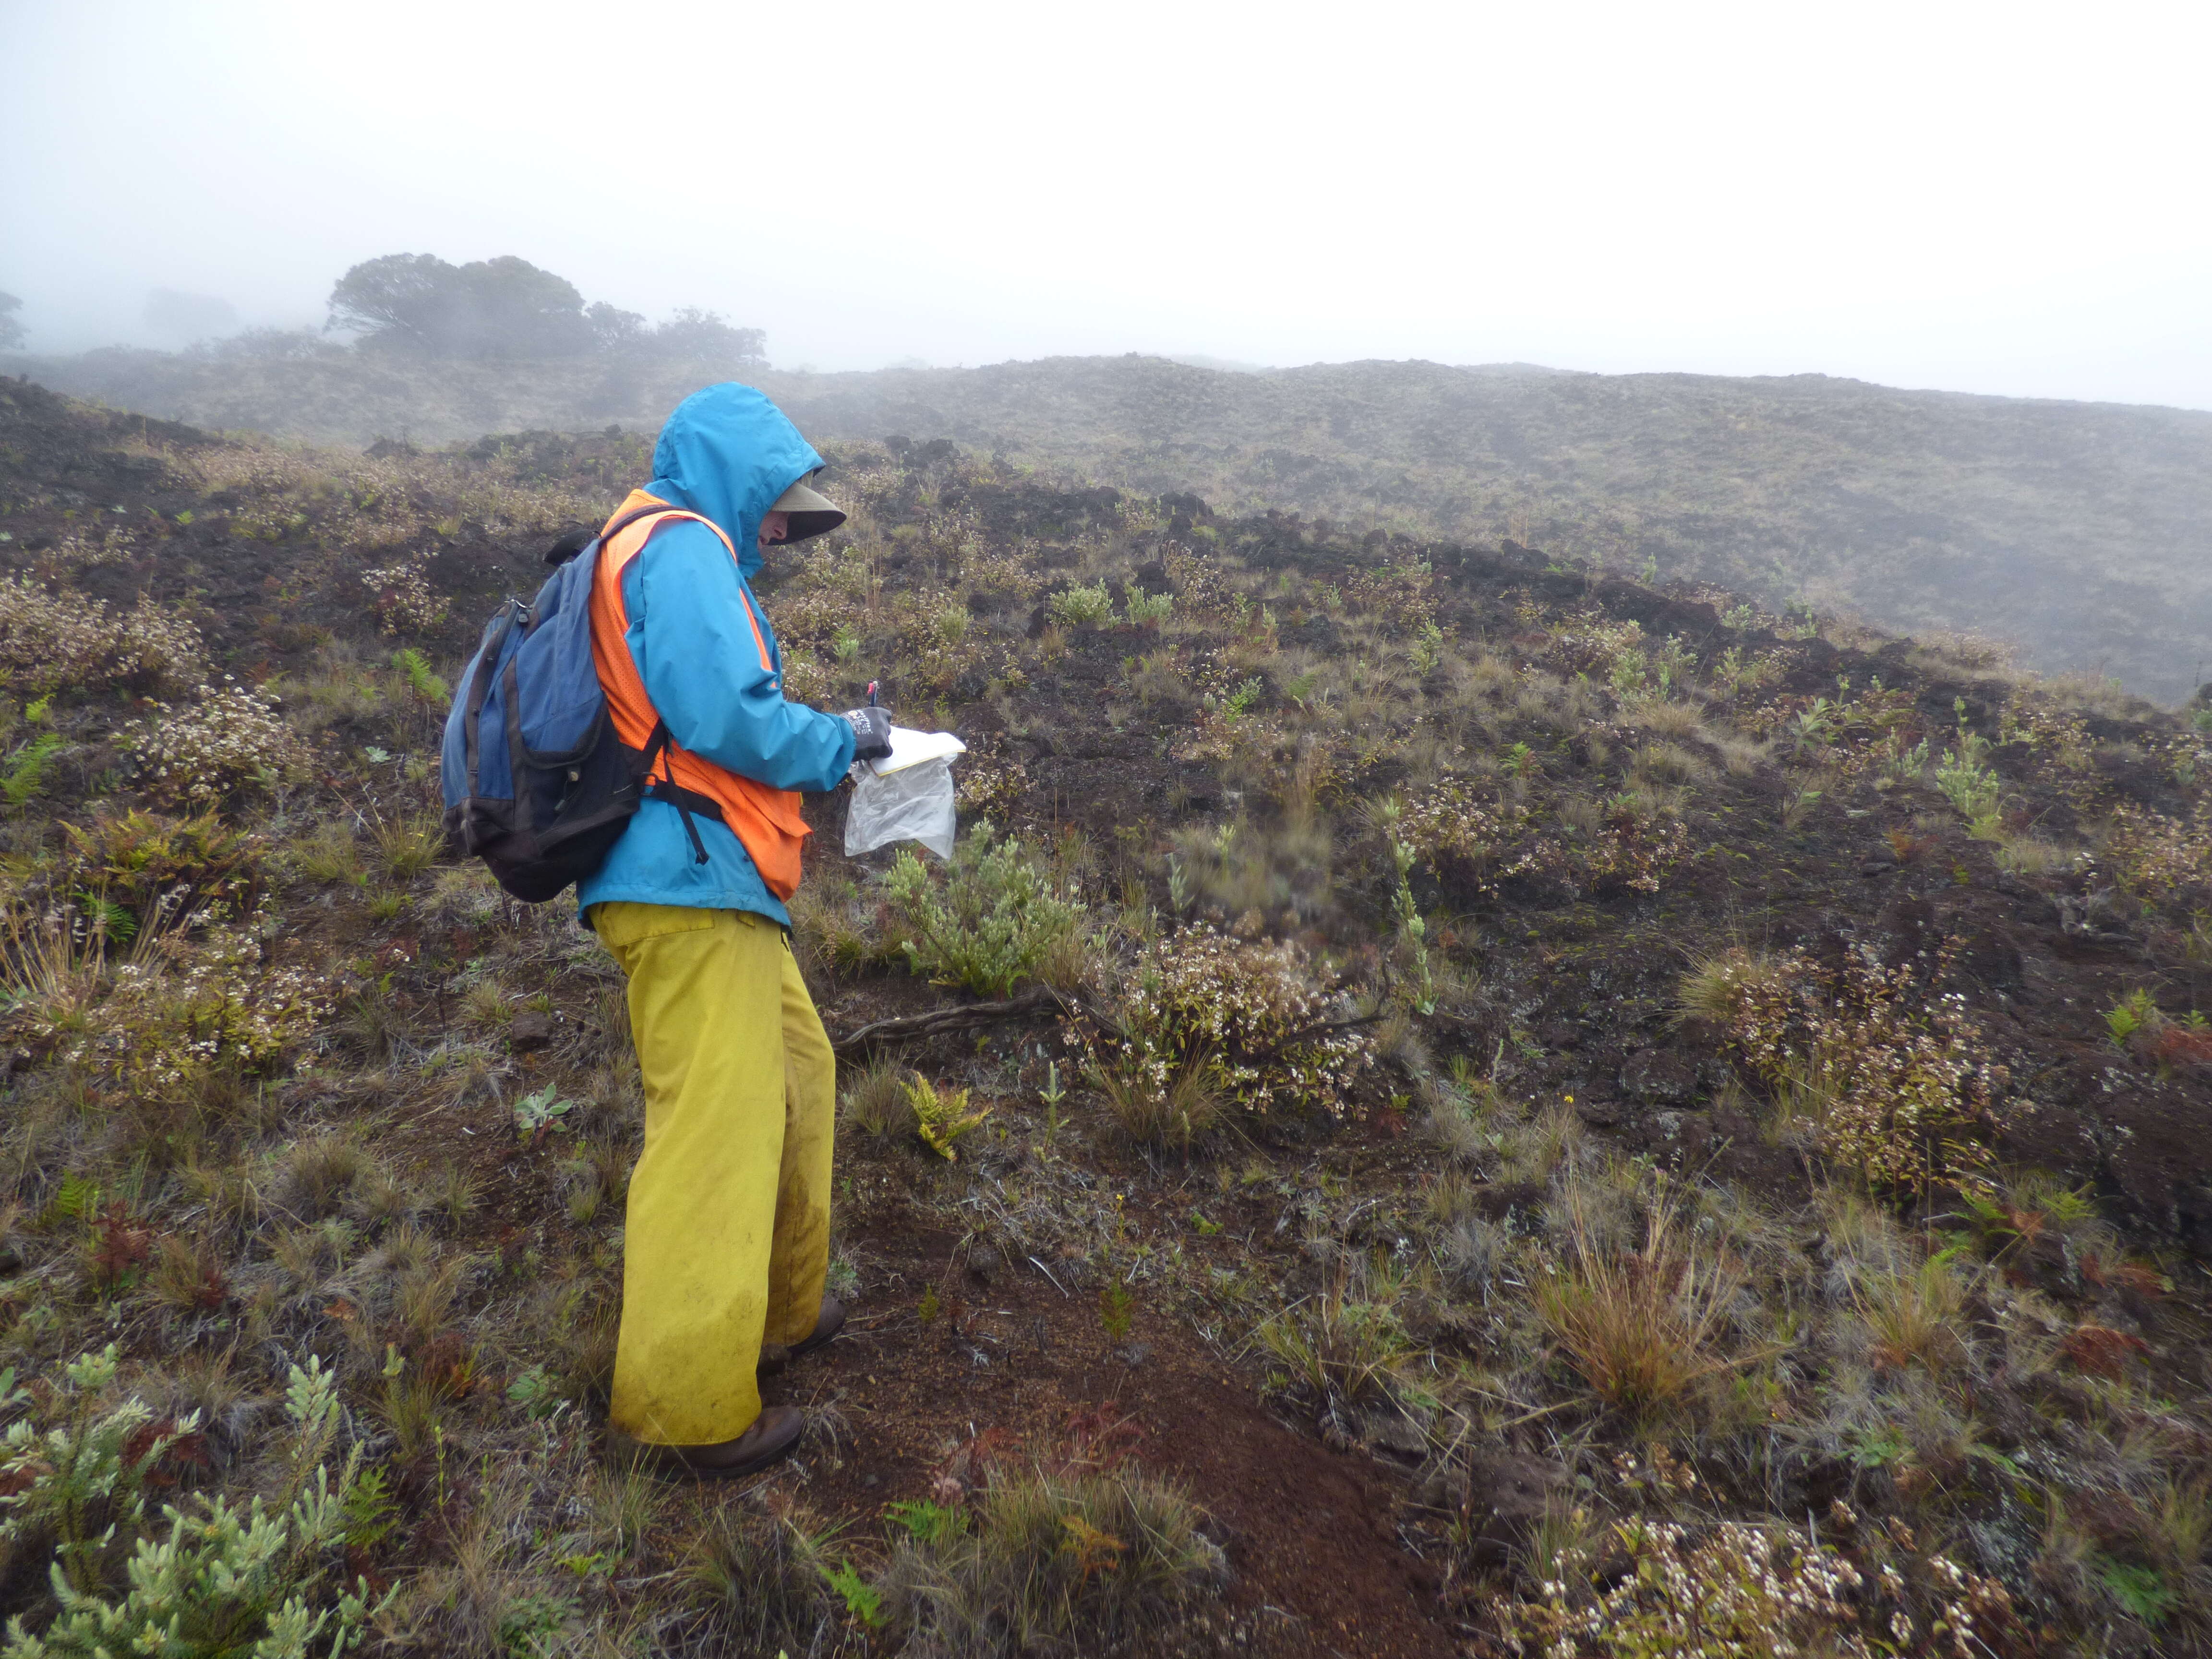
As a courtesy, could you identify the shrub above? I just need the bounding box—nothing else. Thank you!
[0,581,204,699]
[873,1462,1225,1656]
[0,1346,191,1600]
[1694,943,2007,1194]
[28,919,334,1104]
[1397,777,1525,864]
[361,559,447,635]
[59,810,266,937]
[126,680,302,807]
[884,823,1086,998]
[0,1348,385,1658]
[1122,584,1173,626]
[1047,581,1114,629]
[1933,746,2001,825]
[1492,1506,2031,1659]
[1084,924,1374,1126]
[2102,801,2212,907]
[953,755,1028,818]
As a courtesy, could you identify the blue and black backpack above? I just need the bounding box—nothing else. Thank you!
[440,504,727,902]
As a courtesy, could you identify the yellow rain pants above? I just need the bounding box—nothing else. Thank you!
[590,902,835,1447]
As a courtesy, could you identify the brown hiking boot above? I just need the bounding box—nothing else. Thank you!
[645,1406,804,1480]
[758,1297,845,1374]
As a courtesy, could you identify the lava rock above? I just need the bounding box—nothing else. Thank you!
[507,1010,557,1053]
[1362,1410,1429,1458]
[1455,1452,1569,1568]
[1620,1048,1697,1105]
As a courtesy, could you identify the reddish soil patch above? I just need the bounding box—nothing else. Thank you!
[767,1214,1455,1659]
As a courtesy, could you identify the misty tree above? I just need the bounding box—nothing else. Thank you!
[586,300,649,353]
[328,256,766,365]
[588,300,763,365]
[649,307,766,366]
[327,253,595,358]
[0,292,23,352]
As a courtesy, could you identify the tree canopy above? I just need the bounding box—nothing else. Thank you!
[327,254,593,359]
[0,293,23,352]
[326,255,765,365]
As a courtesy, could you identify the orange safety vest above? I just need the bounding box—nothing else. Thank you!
[589,489,811,899]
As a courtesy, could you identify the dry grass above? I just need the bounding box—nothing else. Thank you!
[1673,947,1782,1026]
[875,1460,1227,1656]
[841,1056,915,1137]
[271,1134,367,1221]
[372,810,442,879]
[1092,1052,1223,1148]
[685,1491,844,1654]
[1534,1185,1742,1418]
[1851,1254,1971,1375]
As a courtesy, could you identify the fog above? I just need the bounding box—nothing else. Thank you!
[4,0,2208,407]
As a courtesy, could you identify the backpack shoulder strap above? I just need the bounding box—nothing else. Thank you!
[601,501,684,544]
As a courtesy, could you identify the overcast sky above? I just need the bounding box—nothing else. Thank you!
[4,0,2207,407]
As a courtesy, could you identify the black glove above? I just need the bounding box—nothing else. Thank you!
[842,705,894,762]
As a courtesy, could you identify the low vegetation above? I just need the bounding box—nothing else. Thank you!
[0,377,2207,1652]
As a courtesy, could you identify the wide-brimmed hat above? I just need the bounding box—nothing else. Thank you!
[771,472,846,542]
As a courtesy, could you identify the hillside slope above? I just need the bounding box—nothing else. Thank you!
[1,379,2212,1652]
[12,349,2212,700]
[770,356,2212,704]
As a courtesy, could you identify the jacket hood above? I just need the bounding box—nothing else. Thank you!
[644,384,825,577]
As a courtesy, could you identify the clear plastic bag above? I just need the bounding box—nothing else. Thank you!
[845,755,958,859]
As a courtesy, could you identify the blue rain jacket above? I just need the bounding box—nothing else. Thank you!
[578,384,857,926]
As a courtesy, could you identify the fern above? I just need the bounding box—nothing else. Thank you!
[389,647,448,704]
[823,1560,886,1630]
[902,1077,989,1161]
[2,733,64,808]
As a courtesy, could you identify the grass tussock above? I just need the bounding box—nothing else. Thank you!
[1534,1184,1743,1419]
[875,1462,1226,1657]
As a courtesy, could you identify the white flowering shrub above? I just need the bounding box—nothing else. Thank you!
[1494,1503,2032,1659]
[1399,776,1690,896]
[126,680,301,807]
[361,558,448,635]
[1696,943,2007,1195]
[778,649,830,708]
[2101,799,2212,909]
[1097,924,1373,1119]
[0,579,204,697]
[1397,777,1523,864]
[48,524,139,570]
[22,910,333,1102]
[954,754,1028,817]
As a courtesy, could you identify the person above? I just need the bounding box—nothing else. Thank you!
[583,383,891,1478]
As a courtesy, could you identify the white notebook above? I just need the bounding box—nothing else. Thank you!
[869,725,967,777]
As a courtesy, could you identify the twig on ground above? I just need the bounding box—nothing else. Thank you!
[829,984,1079,1054]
